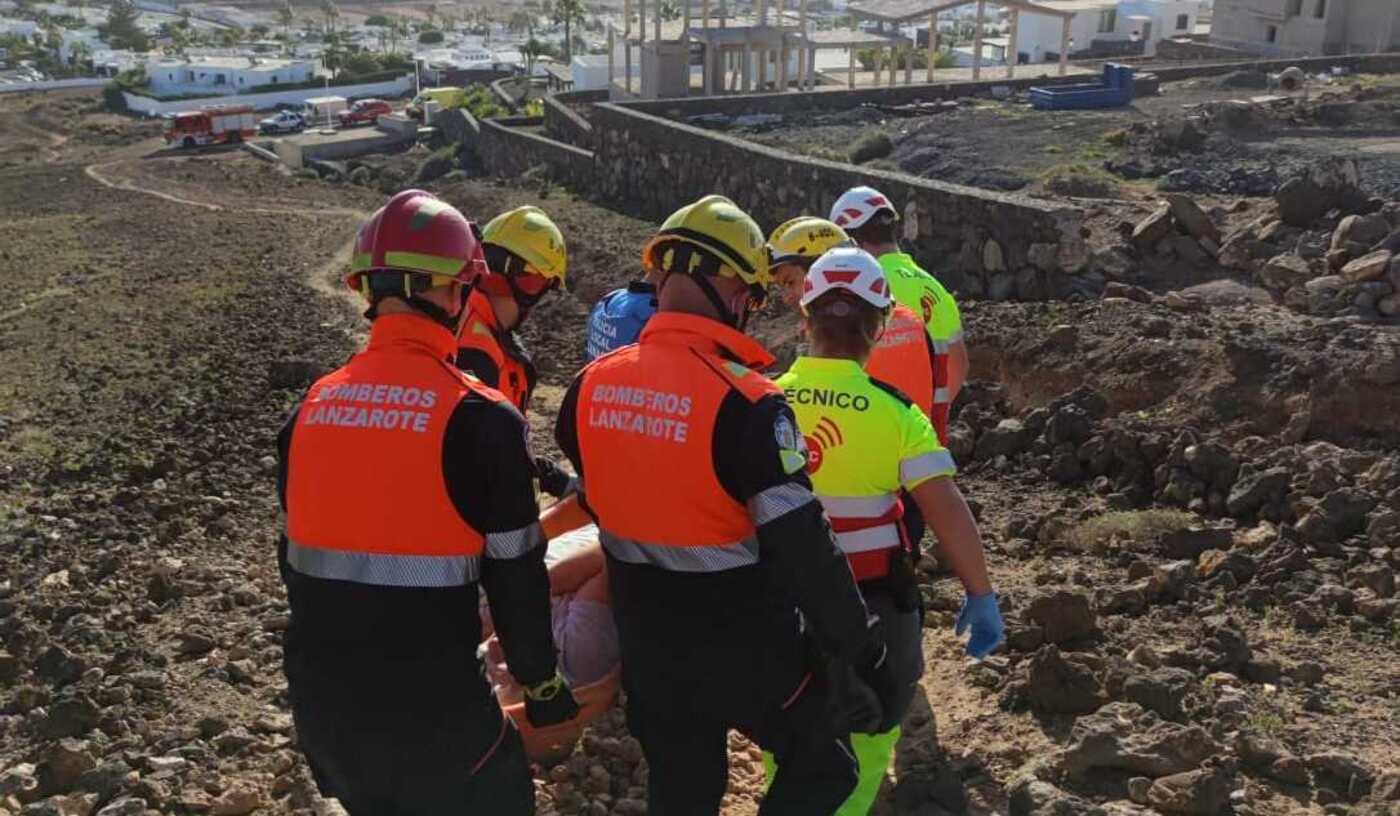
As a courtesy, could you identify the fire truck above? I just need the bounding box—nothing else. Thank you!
[162,105,258,149]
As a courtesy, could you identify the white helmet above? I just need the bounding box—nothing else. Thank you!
[829,186,898,231]
[801,248,893,313]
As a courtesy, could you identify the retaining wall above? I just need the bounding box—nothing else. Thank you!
[478,115,595,190]
[590,102,1087,299]
[0,78,107,95]
[122,75,414,115]
[542,90,602,149]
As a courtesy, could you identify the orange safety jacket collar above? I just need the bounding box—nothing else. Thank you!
[465,287,501,333]
[367,311,460,362]
[637,312,776,371]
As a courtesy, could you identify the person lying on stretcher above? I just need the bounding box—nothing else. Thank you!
[481,534,620,705]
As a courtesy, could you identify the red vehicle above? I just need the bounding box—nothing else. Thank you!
[162,105,258,149]
[336,98,393,127]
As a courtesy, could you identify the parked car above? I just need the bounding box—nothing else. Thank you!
[259,110,306,135]
[336,99,392,127]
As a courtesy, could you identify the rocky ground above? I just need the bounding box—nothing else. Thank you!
[1,88,1398,816]
[738,73,1400,202]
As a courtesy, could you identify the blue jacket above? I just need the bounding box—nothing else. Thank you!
[585,281,658,361]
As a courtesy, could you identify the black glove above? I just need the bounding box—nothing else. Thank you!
[852,622,902,733]
[523,672,581,728]
[533,456,575,499]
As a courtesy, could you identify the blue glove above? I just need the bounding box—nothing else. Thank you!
[954,592,1005,659]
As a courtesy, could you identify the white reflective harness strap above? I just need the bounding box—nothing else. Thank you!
[834,524,902,554]
[599,529,760,572]
[485,522,545,560]
[931,338,951,355]
[900,450,957,485]
[933,386,952,405]
[285,538,480,587]
[815,493,898,518]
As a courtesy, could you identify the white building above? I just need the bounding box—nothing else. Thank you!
[1211,0,1400,56]
[148,55,317,96]
[0,17,40,39]
[570,53,612,90]
[1015,0,1197,61]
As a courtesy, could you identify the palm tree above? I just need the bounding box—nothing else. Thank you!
[553,0,584,61]
[276,2,294,41]
[522,36,544,75]
[319,0,339,35]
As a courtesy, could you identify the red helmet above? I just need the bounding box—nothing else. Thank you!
[346,189,489,298]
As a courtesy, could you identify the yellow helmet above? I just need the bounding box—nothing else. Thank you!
[481,205,566,284]
[767,217,852,269]
[642,195,770,287]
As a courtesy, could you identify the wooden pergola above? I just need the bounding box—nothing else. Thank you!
[846,0,1077,84]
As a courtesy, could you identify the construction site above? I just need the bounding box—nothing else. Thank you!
[2,18,1400,816]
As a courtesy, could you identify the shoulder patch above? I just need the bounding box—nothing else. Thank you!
[694,351,781,404]
[868,376,915,408]
[773,413,809,475]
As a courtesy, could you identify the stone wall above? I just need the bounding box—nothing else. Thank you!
[620,51,1400,122]
[478,116,595,190]
[543,91,599,149]
[1155,39,1253,62]
[590,102,1087,300]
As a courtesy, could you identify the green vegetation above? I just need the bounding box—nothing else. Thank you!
[418,28,444,44]
[364,14,392,26]
[857,47,956,72]
[1103,128,1130,147]
[458,84,509,119]
[1039,162,1122,199]
[849,132,893,164]
[102,0,151,51]
[1062,509,1198,552]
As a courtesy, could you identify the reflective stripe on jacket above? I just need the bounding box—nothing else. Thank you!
[777,356,955,580]
[286,313,515,587]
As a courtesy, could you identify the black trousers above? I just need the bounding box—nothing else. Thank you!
[607,558,858,815]
[286,646,534,816]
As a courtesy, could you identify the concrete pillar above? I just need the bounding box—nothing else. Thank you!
[873,45,881,86]
[683,0,690,37]
[653,0,660,43]
[779,41,789,90]
[742,32,752,91]
[758,41,768,90]
[639,0,646,42]
[927,12,935,83]
[626,40,633,93]
[972,0,984,80]
[848,43,855,89]
[702,0,709,29]
[903,43,911,84]
[703,40,714,94]
[889,43,898,87]
[809,45,817,89]
[1059,16,1070,76]
[607,24,615,93]
[1006,8,1018,79]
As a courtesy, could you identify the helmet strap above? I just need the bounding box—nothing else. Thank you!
[363,271,462,332]
[660,242,744,329]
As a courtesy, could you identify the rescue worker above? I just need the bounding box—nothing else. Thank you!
[457,205,565,415]
[278,190,580,815]
[458,204,574,498]
[768,216,942,422]
[828,186,968,443]
[769,216,945,552]
[773,247,1004,816]
[554,195,898,816]
[584,266,661,361]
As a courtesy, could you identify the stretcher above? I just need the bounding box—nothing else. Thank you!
[489,525,623,764]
